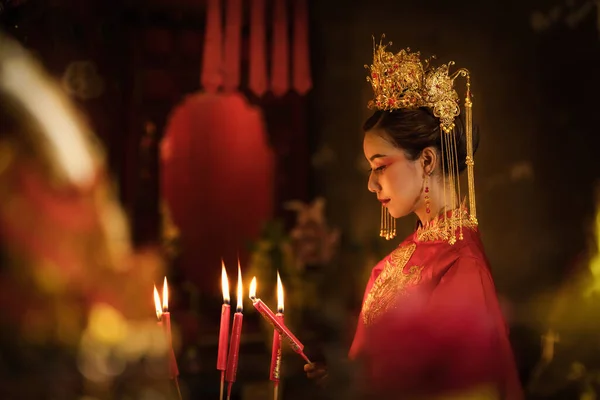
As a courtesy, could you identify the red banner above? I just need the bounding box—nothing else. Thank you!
[270,0,289,96]
[201,0,223,92]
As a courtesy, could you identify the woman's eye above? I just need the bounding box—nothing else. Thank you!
[368,165,386,173]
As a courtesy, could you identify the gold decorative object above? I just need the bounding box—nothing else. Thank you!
[362,243,419,325]
[380,204,396,240]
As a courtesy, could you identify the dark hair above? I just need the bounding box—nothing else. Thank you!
[362,108,480,173]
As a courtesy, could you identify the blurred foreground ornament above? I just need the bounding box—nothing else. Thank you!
[0,32,133,288]
[0,32,166,397]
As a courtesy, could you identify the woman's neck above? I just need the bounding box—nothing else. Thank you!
[414,181,456,225]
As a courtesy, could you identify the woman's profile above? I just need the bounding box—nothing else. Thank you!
[305,37,524,399]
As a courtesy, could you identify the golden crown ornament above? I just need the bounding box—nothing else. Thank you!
[365,36,471,133]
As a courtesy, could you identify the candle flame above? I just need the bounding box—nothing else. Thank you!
[221,260,230,304]
[249,276,257,299]
[153,285,162,320]
[277,271,284,313]
[236,262,243,312]
[162,276,169,312]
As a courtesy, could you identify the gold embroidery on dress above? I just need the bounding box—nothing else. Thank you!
[416,204,477,244]
[362,243,421,325]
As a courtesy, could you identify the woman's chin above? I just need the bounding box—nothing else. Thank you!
[387,205,408,220]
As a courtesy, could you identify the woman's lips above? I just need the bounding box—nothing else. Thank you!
[379,199,390,206]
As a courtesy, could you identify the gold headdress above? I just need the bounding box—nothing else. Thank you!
[366,36,477,244]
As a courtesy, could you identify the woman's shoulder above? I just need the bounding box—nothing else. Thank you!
[444,234,495,284]
[424,228,491,278]
[452,227,488,261]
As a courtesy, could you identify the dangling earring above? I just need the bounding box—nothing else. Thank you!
[380,204,396,240]
[424,175,431,215]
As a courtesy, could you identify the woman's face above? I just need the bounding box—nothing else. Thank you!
[363,130,424,219]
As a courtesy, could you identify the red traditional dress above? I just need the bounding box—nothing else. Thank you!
[349,209,523,399]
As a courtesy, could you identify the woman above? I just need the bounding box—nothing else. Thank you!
[305,39,523,399]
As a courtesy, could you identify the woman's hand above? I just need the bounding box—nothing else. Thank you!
[304,362,328,384]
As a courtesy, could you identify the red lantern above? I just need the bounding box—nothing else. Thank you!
[161,93,274,293]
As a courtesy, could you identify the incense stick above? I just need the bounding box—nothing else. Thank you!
[174,377,183,400]
[219,371,225,399]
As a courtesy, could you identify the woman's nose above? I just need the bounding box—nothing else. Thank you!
[367,173,379,193]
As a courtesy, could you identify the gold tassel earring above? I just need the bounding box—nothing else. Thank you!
[380,204,396,240]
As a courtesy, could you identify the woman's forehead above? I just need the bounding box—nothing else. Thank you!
[363,131,399,156]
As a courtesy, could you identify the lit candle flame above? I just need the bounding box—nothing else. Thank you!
[222,260,230,304]
[236,261,243,312]
[153,285,162,320]
[162,276,169,312]
[277,271,284,314]
[249,276,257,300]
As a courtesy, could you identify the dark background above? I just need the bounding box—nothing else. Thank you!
[2,0,599,398]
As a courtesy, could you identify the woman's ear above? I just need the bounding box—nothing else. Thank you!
[420,147,437,176]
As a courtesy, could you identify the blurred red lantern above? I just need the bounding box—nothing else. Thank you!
[161,93,274,293]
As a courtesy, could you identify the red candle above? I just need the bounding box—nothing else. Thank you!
[162,277,180,379]
[217,261,231,372]
[270,272,284,382]
[225,264,244,384]
[249,277,311,363]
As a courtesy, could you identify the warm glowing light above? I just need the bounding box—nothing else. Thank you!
[87,304,128,344]
[277,272,284,313]
[162,277,169,312]
[221,260,230,304]
[587,197,600,296]
[249,277,257,299]
[236,263,243,312]
[0,39,95,186]
[153,285,162,320]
